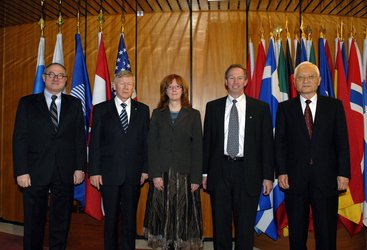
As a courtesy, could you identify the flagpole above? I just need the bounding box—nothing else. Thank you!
[39,0,45,38]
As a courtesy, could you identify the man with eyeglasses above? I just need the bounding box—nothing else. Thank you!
[13,62,86,250]
[203,64,274,249]
[275,61,350,249]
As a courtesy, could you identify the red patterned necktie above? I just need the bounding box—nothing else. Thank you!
[304,100,313,138]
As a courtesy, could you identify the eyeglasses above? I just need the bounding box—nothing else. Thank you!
[227,76,246,81]
[44,72,67,80]
[166,85,182,91]
[296,75,318,82]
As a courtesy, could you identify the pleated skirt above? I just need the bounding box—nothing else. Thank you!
[144,168,203,250]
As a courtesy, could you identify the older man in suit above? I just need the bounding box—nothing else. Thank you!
[13,63,87,250]
[275,61,350,250]
[202,64,274,250]
[89,70,150,250]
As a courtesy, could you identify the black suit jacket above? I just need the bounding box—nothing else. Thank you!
[203,96,274,195]
[89,99,150,185]
[148,107,203,184]
[275,96,350,196]
[13,93,87,185]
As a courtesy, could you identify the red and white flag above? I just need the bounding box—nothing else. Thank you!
[85,32,112,220]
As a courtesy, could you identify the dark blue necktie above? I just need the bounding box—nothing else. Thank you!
[119,103,128,133]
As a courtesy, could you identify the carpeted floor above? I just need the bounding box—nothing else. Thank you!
[0,232,22,250]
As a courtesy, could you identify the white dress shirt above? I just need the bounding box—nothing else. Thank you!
[44,90,61,121]
[115,96,132,123]
[300,94,317,122]
[224,94,246,157]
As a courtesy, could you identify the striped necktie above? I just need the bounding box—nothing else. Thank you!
[120,103,128,133]
[50,95,58,133]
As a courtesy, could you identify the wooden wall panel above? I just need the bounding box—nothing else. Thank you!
[1,9,366,240]
[0,23,4,218]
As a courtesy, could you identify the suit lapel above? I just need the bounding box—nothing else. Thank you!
[244,98,256,155]
[58,94,69,132]
[128,100,141,132]
[173,108,189,126]
[217,97,226,148]
[34,94,55,134]
[292,98,311,139]
[312,96,326,139]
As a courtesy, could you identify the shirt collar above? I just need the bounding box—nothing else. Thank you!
[227,93,245,103]
[44,89,62,100]
[115,96,131,107]
[300,93,317,104]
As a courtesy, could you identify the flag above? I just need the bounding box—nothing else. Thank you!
[337,39,364,236]
[115,33,131,74]
[300,38,308,64]
[307,39,316,64]
[325,39,334,82]
[259,38,280,127]
[70,33,93,208]
[294,39,302,67]
[318,38,335,97]
[114,32,135,99]
[33,36,45,94]
[52,33,64,65]
[286,37,296,99]
[248,39,255,81]
[362,39,367,225]
[342,41,348,79]
[277,40,288,101]
[248,39,266,99]
[256,37,280,240]
[85,32,112,220]
[245,39,255,97]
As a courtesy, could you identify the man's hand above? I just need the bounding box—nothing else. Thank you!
[17,174,31,188]
[263,179,273,195]
[153,177,164,191]
[140,173,148,185]
[337,176,349,191]
[202,176,207,190]
[90,175,103,190]
[73,170,85,185]
[278,174,290,189]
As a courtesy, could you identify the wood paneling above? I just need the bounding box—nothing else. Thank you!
[1,10,367,240]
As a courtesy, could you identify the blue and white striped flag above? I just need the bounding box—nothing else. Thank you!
[256,37,280,240]
[70,33,92,207]
[33,36,45,94]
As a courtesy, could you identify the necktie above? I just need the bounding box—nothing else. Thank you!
[227,99,239,157]
[50,95,58,133]
[120,103,128,133]
[304,99,313,138]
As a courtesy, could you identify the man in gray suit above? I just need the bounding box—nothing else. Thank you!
[203,64,274,250]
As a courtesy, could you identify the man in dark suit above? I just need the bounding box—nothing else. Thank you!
[275,61,350,250]
[13,63,87,250]
[202,64,274,250]
[89,70,150,250]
